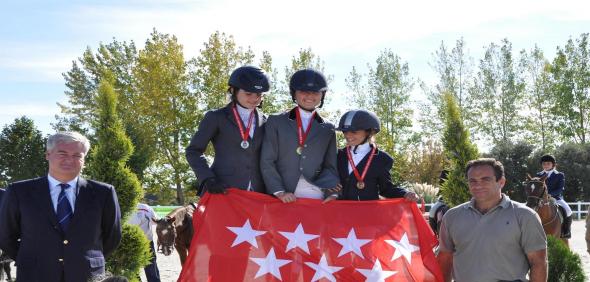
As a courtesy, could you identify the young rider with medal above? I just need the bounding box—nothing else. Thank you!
[336,110,419,201]
[261,69,339,203]
[186,65,269,195]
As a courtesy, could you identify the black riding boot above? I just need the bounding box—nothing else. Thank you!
[562,215,573,239]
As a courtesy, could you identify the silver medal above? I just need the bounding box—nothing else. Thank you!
[241,140,250,149]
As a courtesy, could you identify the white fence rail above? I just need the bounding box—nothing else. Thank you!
[424,201,590,220]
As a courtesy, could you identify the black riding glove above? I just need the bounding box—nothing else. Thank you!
[204,178,227,194]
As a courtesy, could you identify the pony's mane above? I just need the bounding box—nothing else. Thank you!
[167,204,195,223]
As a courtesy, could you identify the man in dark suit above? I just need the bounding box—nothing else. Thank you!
[0,131,122,282]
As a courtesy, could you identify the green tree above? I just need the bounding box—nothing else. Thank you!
[366,50,415,160]
[189,31,255,111]
[431,38,473,109]
[345,66,369,109]
[87,79,149,281]
[519,45,557,150]
[58,39,155,179]
[530,143,590,201]
[404,140,447,186]
[0,117,47,187]
[485,141,534,202]
[471,39,525,146]
[421,38,475,141]
[134,30,197,205]
[258,50,282,114]
[440,92,479,207]
[549,33,590,144]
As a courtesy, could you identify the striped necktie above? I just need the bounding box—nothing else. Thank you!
[57,183,73,231]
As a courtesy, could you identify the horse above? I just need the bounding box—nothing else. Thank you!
[524,175,568,246]
[155,203,196,265]
[0,249,13,282]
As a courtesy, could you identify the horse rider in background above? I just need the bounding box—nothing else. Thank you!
[536,154,573,240]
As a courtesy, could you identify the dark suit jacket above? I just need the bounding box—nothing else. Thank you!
[0,188,5,207]
[261,108,338,196]
[0,176,122,282]
[337,147,408,201]
[186,103,267,194]
[536,170,565,200]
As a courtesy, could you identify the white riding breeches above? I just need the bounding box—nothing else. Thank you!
[555,198,573,216]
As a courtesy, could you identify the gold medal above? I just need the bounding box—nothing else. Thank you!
[296,146,303,155]
[356,181,365,189]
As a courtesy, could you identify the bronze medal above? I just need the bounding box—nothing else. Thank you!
[346,145,377,191]
[241,140,250,149]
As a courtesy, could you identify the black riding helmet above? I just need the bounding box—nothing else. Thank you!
[289,69,328,108]
[540,154,556,164]
[228,65,270,94]
[336,110,381,133]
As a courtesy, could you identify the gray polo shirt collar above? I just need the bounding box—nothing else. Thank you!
[465,194,511,213]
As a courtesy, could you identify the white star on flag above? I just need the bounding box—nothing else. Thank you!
[278,223,319,254]
[357,259,397,282]
[227,219,266,248]
[304,254,343,282]
[333,228,371,258]
[385,232,420,264]
[250,248,291,281]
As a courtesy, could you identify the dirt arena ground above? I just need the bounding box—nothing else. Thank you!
[5,221,590,282]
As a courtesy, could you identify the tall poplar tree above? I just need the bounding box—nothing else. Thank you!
[471,39,525,146]
[549,33,590,144]
[134,30,196,205]
[519,45,557,150]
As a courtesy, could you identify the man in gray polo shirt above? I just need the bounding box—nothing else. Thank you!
[438,158,547,282]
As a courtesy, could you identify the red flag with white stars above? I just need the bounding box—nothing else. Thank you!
[178,189,442,282]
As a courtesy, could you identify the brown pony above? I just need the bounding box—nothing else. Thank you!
[155,203,196,265]
[524,175,567,245]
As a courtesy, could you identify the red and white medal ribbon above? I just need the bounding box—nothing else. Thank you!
[231,105,255,149]
[346,145,377,189]
[295,107,315,155]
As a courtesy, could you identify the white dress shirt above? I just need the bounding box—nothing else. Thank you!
[48,174,78,213]
[298,107,315,132]
[236,104,256,138]
[348,143,372,174]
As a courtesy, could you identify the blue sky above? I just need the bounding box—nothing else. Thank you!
[1,0,589,135]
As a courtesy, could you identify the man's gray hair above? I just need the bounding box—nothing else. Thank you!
[46,131,91,154]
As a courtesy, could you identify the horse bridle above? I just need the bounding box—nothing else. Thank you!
[526,180,559,226]
[526,180,547,211]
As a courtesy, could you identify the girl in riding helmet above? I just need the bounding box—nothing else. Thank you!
[186,65,270,195]
[260,69,339,203]
[537,154,572,239]
[335,109,419,201]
